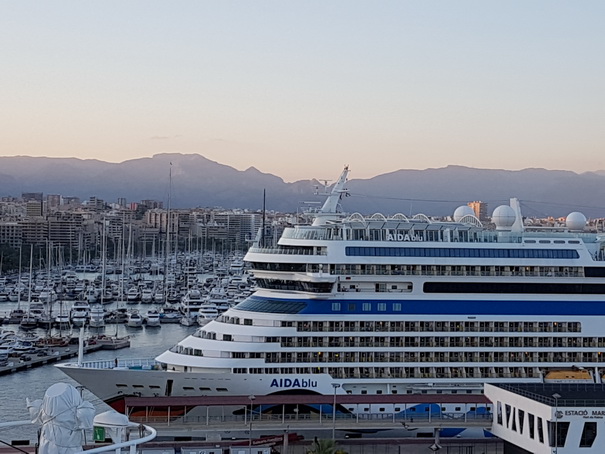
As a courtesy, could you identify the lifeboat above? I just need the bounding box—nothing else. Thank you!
[544,369,593,383]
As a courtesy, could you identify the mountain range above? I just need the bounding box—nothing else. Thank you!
[1,153,605,218]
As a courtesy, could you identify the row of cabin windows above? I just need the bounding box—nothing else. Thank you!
[294,320,582,333]
[279,335,602,349]
[264,350,605,364]
[175,343,605,363]
[242,366,540,379]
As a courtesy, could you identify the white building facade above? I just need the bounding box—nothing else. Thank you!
[485,383,603,453]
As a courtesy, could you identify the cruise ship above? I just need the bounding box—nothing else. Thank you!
[57,166,605,418]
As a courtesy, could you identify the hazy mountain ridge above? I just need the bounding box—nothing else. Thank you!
[1,154,605,217]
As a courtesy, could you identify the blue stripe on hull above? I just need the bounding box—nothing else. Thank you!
[296,299,605,316]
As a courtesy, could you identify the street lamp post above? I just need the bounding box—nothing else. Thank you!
[552,393,561,454]
[331,383,341,442]
[248,394,256,449]
[282,425,289,454]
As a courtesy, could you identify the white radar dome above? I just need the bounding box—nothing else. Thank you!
[566,212,587,231]
[453,206,475,222]
[492,205,516,230]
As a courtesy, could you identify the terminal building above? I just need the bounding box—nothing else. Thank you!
[485,383,604,453]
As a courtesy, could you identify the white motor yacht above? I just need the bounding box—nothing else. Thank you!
[126,310,143,328]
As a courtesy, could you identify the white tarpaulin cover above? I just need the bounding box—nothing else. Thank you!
[27,382,95,454]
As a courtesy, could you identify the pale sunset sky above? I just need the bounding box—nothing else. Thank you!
[2,1,604,181]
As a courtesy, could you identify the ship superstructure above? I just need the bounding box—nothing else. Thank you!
[57,166,605,417]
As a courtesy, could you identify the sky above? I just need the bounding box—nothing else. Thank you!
[2,1,604,182]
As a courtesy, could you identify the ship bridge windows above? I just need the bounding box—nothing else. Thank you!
[249,262,306,272]
[235,296,307,314]
[255,278,334,293]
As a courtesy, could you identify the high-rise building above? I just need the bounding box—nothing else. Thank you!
[48,212,84,247]
[468,201,488,222]
[19,218,48,245]
[141,200,163,210]
[201,212,261,249]
[26,200,43,217]
[0,222,22,248]
[47,194,62,210]
[22,192,43,202]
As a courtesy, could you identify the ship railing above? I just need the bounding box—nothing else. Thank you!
[129,410,492,426]
[248,246,327,256]
[0,420,156,453]
[77,358,158,370]
[497,384,605,407]
[74,425,156,454]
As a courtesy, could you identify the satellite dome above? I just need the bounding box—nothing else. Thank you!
[453,206,475,222]
[492,205,516,230]
[566,212,587,231]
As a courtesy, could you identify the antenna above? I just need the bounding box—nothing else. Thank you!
[314,179,332,195]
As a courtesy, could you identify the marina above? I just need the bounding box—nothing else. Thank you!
[0,323,198,444]
[3,166,605,450]
[47,166,605,444]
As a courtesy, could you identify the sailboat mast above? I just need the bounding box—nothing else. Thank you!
[261,189,266,248]
[16,245,22,308]
[100,217,106,305]
[27,244,33,305]
[163,163,172,299]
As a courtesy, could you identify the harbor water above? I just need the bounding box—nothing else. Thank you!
[0,305,197,443]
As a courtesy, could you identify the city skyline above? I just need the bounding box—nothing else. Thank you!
[2,1,604,181]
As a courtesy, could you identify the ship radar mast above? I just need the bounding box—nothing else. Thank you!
[509,198,525,233]
[312,166,350,226]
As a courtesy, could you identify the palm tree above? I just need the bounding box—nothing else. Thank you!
[307,439,337,454]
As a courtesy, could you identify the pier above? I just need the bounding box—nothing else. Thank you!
[0,337,128,376]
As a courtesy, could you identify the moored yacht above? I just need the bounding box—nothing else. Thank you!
[145,310,161,327]
[126,310,143,328]
[89,304,106,329]
[180,288,204,314]
[70,301,90,327]
[197,303,219,326]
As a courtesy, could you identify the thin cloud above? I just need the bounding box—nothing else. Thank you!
[150,135,181,141]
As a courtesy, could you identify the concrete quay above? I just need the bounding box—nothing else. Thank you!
[0,342,102,376]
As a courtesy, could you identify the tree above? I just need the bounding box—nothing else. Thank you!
[307,439,337,454]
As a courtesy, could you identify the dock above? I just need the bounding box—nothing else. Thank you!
[0,336,129,376]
